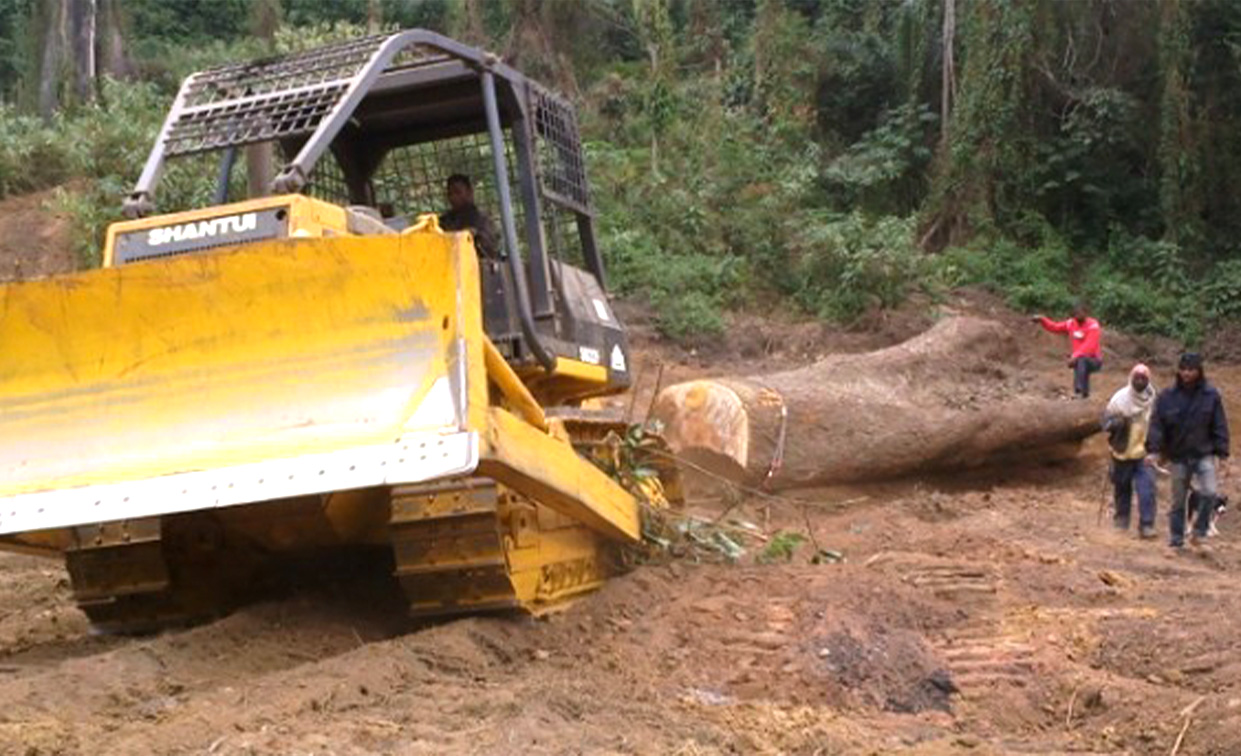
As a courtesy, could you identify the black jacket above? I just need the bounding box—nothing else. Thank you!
[439,204,500,259]
[1147,379,1230,462]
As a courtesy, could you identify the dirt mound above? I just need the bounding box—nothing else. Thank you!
[0,188,76,282]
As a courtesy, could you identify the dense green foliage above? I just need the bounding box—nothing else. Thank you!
[3,1,1241,345]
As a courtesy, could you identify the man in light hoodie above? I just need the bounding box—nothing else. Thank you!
[1103,364,1158,538]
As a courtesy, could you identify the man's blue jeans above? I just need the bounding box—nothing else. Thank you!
[1112,459,1155,529]
[1072,357,1102,397]
[1169,457,1217,545]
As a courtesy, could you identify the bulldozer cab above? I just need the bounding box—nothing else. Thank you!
[120,29,628,402]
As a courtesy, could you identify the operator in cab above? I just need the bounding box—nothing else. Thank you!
[439,174,500,260]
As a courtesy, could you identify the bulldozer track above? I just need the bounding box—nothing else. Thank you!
[389,477,612,619]
[389,479,521,617]
[62,415,666,631]
[65,515,248,634]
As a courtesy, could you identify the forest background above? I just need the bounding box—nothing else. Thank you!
[1,0,1238,346]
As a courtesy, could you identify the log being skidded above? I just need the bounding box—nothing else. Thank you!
[651,317,1105,490]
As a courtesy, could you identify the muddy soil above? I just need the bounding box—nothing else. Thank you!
[0,188,76,282]
[2,356,1239,755]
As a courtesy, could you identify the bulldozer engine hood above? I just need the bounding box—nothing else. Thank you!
[0,230,486,536]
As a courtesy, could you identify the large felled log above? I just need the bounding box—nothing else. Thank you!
[650,317,1104,490]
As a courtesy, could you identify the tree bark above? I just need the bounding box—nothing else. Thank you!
[460,0,487,45]
[97,0,130,81]
[69,0,97,105]
[37,0,66,120]
[367,0,383,33]
[940,0,956,145]
[651,318,1103,490]
[245,0,280,199]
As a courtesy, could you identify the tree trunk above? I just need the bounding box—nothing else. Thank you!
[648,42,660,177]
[97,0,130,80]
[940,0,955,145]
[69,0,97,105]
[460,0,487,45]
[367,0,382,33]
[37,0,66,120]
[246,0,280,199]
[651,318,1103,490]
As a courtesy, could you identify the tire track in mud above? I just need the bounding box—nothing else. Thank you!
[865,551,1038,696]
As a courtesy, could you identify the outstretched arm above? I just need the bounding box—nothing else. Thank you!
[1037,316,1070,334]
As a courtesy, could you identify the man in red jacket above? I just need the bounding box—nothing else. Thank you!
[1032,302,1103,398]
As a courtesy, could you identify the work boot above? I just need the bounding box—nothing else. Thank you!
[1139,525,1158,540]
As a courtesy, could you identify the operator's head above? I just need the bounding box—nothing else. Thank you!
[446,174,475,211]
[1072,300,1090,322]
[1130,363,1150,393]
[1177,352,1204,387]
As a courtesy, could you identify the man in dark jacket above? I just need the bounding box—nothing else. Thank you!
[1146,353,1231,547]
[439,174,500,259]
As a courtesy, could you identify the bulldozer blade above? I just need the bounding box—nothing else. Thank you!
[0,232,485,538]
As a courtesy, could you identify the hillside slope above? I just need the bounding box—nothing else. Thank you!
[0,189,76,282]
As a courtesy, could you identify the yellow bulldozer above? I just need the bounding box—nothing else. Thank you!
[0,31,674,633]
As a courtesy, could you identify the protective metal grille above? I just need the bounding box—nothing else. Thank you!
[303,151,350,205]
[531,88,591,214]
[166,84,348,157]
[164,35,446,158]
[182,36,383,106]
[156,153,245,213]
[370,132,525,253]
[543,203,584,267]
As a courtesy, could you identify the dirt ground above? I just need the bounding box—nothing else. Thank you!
[1,194,1239,755]
[2,328,1238,755]
[0,188,76,282]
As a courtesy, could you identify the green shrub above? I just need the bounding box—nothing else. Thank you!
[599,220,741,343]
[62,79,166,181]
[939,222,1212,344]
[786,211,925,321]
[939,216,1076,316]
[821,103,937,215]
[0,107,71,196]
[1085,232,1202,342]
[650,290,726,343]
[1203,259,1241,322]
[49,184,115,269]
[1083,267,1201,344]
